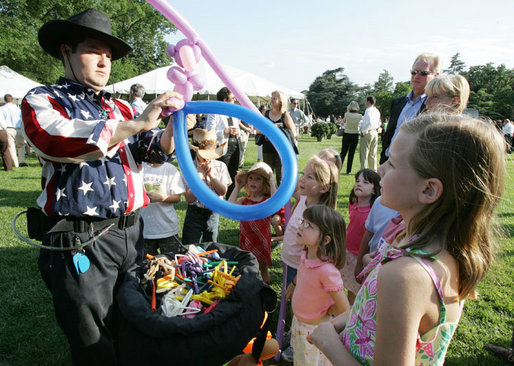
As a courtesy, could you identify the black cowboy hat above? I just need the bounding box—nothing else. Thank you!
[38,8,132,61]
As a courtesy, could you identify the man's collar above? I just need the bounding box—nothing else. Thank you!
[406,90,426,103]
[57,77,112,100]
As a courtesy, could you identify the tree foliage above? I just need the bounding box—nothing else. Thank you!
[306,68,358,118]
[463,63,514,119]
[444,53,466,75]
[0,0,176,85]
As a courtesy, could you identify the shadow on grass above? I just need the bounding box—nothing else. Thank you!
[0,245,69,364]
[0,189,40,208]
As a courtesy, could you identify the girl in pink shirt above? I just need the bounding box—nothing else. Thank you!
[341,169,380,303]
[291,205,351,365]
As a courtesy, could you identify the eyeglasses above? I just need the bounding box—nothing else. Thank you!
[298,218,314,229]
[410,70,432,76]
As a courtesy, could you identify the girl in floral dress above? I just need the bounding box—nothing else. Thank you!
[228,162,276,284]
[308,114,506,365]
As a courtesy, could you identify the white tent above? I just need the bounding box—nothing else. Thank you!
[0,65,42,100]
[105,60,304,99]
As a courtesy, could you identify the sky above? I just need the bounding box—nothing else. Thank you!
[164,0,514,93]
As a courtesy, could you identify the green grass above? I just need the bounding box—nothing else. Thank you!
[0,135,512,365]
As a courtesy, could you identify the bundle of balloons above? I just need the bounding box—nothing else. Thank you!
[147,0,297,222]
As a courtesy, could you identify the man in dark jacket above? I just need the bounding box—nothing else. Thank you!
[380,53,440,164]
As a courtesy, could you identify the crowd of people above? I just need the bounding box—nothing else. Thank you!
[4,7,510,366]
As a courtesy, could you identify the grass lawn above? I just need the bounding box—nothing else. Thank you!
[0,134,512,365]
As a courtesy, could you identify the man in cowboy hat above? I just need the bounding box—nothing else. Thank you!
[182,129,231,244]
[21,8,190,364]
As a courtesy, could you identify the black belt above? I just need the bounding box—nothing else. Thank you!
[188,205,212,215]
[49,210,139,234]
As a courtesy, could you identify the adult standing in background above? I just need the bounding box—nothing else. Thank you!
[289,98,306,138]
[206,86,242,198]
[259,90,296,185]
[359,96,381,170]
[0,111,13,170]
[0,94,26,167]
[380,53,440,164]
[502,119,513,153]
[21,9,187,364]
[339,101,362,175]
[130,83,147,117]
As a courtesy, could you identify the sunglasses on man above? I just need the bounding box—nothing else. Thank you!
[410,70,432,76]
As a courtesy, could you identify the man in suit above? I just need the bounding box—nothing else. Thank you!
[380,53,440,164]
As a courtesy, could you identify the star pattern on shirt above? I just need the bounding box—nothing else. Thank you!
[56,187,66,201]
[103,176,116,189]
[78,181,94,195]
[57,164,67,174]
[109,200,121,212]
[68,94,78,102]
[81,110,92,119]
[83,206,99,216]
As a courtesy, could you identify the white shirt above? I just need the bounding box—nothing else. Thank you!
[131,97,147,117]
[0,102,22,129]
[0,110,6,129]
[140,162,186,238]
[205,113,240,155]
[503,122,514,136]
[359,105,381,134]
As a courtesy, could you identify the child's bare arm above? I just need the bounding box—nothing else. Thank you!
[327,290,351,316]
[355,230,373,282]
[307,321,360,366]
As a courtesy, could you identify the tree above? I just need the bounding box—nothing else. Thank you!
[444,53,466,74]
[0,0,176,85]
[373,69,394,93]
[463,63,514,119]
[306,68,358,117]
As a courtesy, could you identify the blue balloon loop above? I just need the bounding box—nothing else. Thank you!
[173,101,297,221]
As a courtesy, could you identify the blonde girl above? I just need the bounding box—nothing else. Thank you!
[291,205,351,365]
[309,114,506,365]
[229,162,276,284]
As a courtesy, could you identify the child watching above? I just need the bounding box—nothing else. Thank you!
[291,205,350,365]
[229,162,277,284]
[182,129,231,244]
[309,114,506,365]
[141,161,185,255]
[341,169,380,303]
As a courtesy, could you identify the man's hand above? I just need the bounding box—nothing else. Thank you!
[137,91,184,131]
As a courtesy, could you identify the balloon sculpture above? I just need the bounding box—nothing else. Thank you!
[147,0,298,222]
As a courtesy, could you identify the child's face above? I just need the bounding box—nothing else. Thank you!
[353,173,375,202]
[296,217,322,248]
[246,173,264,194]
[378,131,426,216]
[298,163,326,197]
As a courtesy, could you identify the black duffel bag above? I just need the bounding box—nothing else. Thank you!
[116,242,277,365]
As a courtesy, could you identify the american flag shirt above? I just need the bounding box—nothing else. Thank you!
[22,77,170,219]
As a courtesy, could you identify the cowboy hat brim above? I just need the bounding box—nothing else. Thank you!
[189,144,224,160]
[38,20,132,61]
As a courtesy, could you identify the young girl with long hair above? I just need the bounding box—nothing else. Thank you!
[340,169,381,303]
[280,155,339,362]
[291,205,350,365]
[282,155,339,286]
[228,162,276,284]
[309,114,506,365]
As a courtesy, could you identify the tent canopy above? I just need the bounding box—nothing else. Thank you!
[106,60,304,100]
[0,65,42,100]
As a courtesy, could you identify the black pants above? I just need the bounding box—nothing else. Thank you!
[340,133,359,174]
[219,136,241,198]
[38,219,144,365]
